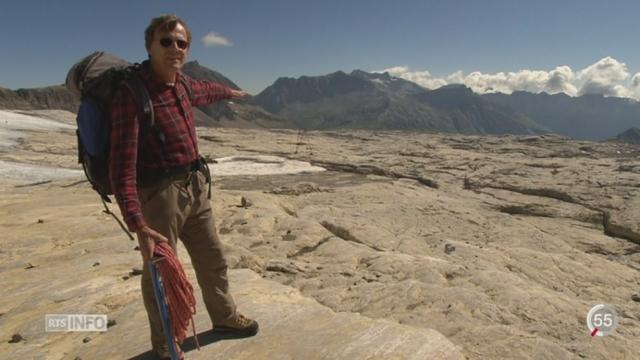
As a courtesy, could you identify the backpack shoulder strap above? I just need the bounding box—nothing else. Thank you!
[122,66,154,128]
[179,74,193,102]
[121,65,169,149]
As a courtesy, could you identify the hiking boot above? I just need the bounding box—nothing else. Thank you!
[213,313,259,337]
[154,342,184,360]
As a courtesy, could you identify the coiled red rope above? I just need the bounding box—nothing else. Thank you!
[153,241,200,349]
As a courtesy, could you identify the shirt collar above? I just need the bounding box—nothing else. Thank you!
[140,60,185,92]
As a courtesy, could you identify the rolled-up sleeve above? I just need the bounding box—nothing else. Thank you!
[109,86,147,232]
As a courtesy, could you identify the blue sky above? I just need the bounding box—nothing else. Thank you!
[3,0,640,96]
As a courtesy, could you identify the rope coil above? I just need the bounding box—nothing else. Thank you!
[153,242,200,349]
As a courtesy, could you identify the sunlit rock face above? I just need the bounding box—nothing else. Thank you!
[1,110,639,359]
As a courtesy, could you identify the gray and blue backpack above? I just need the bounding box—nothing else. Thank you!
[66,51,153,203]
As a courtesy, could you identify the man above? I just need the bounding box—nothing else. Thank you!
[109,14,258,359]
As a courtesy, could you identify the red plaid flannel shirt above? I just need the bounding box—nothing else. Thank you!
[109,62,233,231]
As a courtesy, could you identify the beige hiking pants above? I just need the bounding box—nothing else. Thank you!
[137,170,236,348]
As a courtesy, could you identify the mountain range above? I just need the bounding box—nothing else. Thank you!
[0,61,291,129]
[0,85,78,113]
[180,61,290,128]
[1,61,638,140]
[613,127,640,144]
[252,70,546,135]
[482,91,640,140]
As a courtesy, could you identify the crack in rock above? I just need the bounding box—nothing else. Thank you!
[264,259,303,274]
[497,204,602,225]
[287,236,333,258]
[320,221,386,252]
[469,179,640,245]
[490,185,577,204]
[603,212,640,245]
[309,160,439,189]
[464,178,608,211]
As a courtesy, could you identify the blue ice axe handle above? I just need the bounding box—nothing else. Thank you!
[149,257,180,360]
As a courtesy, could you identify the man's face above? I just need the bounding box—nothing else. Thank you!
[147,23,189,73]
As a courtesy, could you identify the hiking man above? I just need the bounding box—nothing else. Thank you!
[109,14,258,359]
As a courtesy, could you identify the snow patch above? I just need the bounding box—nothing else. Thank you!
[0,160,83,183]
[0,110,74,148]
[0,155,325,185]
[211,155,326,176]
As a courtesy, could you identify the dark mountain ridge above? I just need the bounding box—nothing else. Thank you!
[0,60,290,128]
[612,127,640,144]
[3,63,639,138]
[482,91,640,140]
[253,71,546,134]
[254,71,376,114]
[0,85,79,112]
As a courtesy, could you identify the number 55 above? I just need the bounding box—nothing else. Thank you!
[593,313,613,327]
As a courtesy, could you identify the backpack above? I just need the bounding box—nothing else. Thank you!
[66,51,154,204]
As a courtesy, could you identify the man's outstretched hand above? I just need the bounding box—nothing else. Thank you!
[136,226,169,262]
[230,89,249,99]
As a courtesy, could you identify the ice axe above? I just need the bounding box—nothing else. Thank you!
[149,257,180,360]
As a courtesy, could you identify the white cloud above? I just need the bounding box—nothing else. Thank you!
[374,57,640,100]
[631,72,640,100]
[632,72,640,88]
[383,66,447,89]
[576,56,629,97]
[462,70,552,94]
[546,66,577,95]
[202,32,233,47]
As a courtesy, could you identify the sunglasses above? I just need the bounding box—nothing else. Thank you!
[159,37,189,50]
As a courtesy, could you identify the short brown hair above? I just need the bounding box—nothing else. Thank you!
[145,14,192,49]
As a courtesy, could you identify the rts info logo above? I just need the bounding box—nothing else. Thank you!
[45,314,108,332]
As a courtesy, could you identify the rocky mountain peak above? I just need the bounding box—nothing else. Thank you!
[181,61,239,90]
[614,127,640,144]
[252,71,374,114]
